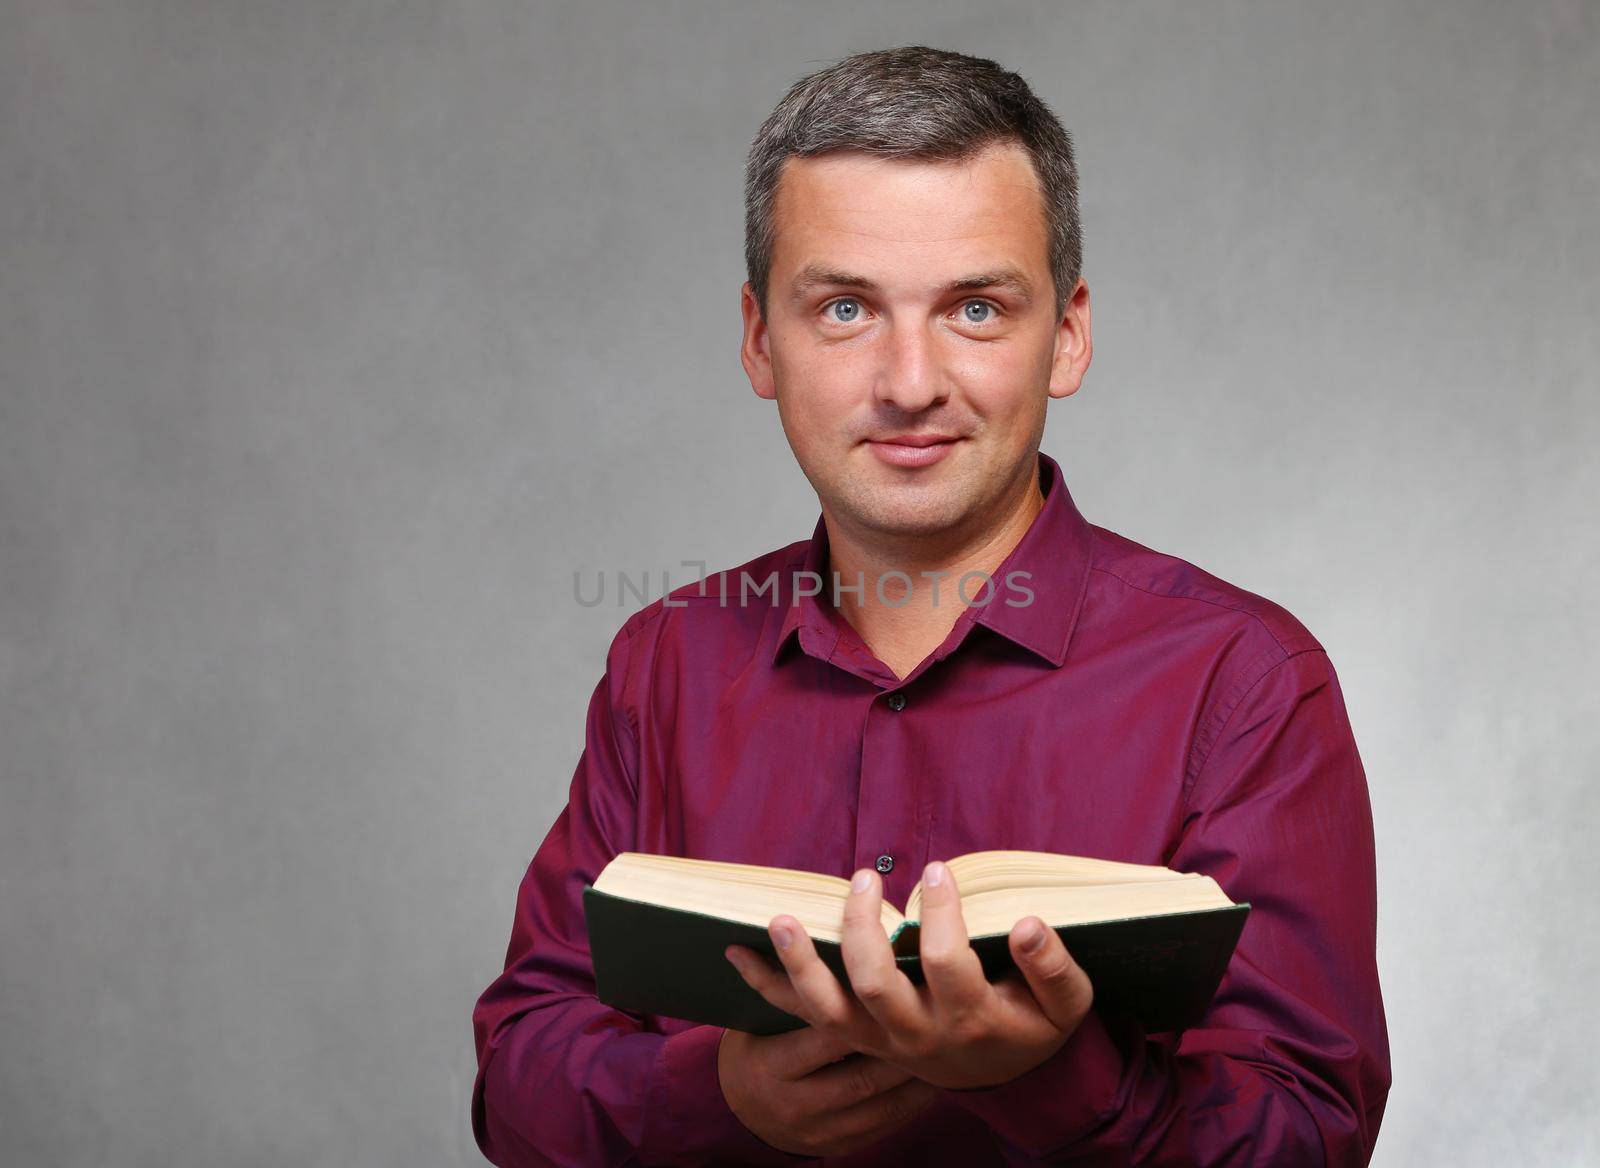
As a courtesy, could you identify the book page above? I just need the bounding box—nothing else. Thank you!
[956,876,1233,937]
[593,851,906,942]
[904,849,1212,922]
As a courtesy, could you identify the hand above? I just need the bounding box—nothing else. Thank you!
[716,1022,941,1158]
[724,860,1095,1091]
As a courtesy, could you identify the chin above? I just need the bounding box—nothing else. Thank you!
[840,481,975,537]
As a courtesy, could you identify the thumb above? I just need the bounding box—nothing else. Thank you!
[1009,916,1095,1033]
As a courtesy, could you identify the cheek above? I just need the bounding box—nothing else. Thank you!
[775,358,864,430]
[947,336,1024,380]
[961,377,1039,423]
[956,341,1054,416]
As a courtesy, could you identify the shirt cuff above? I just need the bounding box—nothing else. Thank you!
[639,1023,820,1166]
[943,1008,1131,1157]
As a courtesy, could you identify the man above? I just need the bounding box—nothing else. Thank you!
[472,45,1391,1166]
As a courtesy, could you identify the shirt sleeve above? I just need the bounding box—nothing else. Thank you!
[469,623,817,1167]
[945,647,1393,1166]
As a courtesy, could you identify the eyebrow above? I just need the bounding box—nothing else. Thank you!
[789,263,1036,305]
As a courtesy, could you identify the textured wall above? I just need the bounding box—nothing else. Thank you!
[2,2,1596,1164]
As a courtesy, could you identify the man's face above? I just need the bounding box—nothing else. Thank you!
[741,139,1091,543]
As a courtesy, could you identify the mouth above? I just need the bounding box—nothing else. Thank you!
[862,433,964,469]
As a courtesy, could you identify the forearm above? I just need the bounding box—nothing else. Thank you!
[949,1003,1380,1165]
[474,997,813,1167]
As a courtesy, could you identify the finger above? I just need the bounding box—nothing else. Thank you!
[913,860,991,1017]
[806,1052,919,1111]
[839,868,924,1035]
[1008,916,1095,1032]
[765,913,874,1034]
[822,1074,941,1151]
[724,939,809,1021]
[760,1024,861,1080]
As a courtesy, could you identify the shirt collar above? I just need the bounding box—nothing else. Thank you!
[772,451,1094,669]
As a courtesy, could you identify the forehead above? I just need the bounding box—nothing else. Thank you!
[769,140,1050,283]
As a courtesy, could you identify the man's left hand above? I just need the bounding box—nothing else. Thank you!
[723,860,1095,1091]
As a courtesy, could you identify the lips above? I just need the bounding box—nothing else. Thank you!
[867,433,959,447]
[863,434,963,468]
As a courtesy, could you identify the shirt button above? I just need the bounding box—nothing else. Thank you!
[886,692,907,711]
[875,854,894,874]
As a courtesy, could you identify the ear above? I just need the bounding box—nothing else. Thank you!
[1048,277,1093,400]
[740,282,777,401]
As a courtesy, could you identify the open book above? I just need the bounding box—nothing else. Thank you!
[583,849,1249,1035]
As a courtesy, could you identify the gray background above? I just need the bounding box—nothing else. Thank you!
[3,2,1596,1165]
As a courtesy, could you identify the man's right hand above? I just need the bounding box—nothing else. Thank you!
[717,1023,940,1158]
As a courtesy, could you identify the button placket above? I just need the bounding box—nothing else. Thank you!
[855,683,918,907]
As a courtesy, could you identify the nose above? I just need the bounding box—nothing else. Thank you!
[872,320,950,413]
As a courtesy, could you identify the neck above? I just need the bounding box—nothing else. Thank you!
[820,460,1045,679]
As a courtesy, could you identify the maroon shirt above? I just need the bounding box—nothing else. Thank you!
[471,451,1391,1166]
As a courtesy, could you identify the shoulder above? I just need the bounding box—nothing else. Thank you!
[1082,522,1325,663]
[1078,523,1348,791]
[596,537,809,679]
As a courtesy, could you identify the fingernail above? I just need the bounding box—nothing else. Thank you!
[1021,919,1047,953]
[851,869,872,893]
[924,861,945,888]
[724,947,744,970]
[773,923,794,949]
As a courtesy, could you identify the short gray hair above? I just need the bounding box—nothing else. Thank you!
[743,45,1083,321]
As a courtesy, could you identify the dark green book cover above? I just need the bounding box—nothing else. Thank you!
[584,884,1249,1036]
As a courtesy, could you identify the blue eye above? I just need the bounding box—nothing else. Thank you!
[962,300,995,323]
[828,299,862,323]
